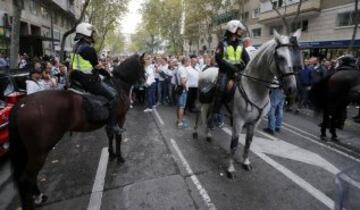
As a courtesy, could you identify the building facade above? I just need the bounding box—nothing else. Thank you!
[0,0,82,57]
[184,0,360,59]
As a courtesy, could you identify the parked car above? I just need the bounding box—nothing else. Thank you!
[0,72,26,156]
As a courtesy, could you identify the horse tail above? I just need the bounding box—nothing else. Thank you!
[9,104,27,184]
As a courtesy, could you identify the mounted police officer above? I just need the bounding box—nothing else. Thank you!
[210,20,250,127]
[70,22,123,135]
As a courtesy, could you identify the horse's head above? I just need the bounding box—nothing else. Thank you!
[272,29,302,96]
[112,54,146,85]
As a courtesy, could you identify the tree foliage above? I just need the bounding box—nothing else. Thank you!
[87,0,129,52]
[136,0,184,54]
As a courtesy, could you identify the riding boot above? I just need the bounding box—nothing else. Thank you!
[106,99,125,135]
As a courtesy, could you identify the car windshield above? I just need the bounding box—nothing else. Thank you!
[0,75,15,99]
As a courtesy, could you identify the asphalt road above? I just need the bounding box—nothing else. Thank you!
[1,104,360,210]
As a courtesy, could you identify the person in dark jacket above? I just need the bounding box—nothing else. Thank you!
[70,22,123,135]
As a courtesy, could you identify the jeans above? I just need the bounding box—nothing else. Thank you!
[160,80,168,103]
[176,90,188,108]
[146,83,156,109]
[168,83,176,105]
[267,88,285,131]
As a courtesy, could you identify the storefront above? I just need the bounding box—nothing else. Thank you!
[300,39,360,60]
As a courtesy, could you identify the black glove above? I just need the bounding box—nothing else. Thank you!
[93,68,111,79]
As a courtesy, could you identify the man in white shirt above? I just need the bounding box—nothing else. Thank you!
[243,37,257,59]
[176,57,189,128]
[187,55,200,112]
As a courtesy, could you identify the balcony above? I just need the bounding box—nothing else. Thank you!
[258,0,321,24]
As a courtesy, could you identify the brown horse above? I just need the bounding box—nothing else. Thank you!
[9,54,145,210]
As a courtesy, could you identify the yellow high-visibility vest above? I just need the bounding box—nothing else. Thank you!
[70,53,93,73]
[223,44,243,65]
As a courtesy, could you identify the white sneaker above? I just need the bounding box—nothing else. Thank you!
[144,108,153,112]
[130,105,133,109]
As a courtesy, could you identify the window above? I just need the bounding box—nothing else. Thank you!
[253,7,260,18]
[272,0,283,8]
[40,5,49,18]
[29,0,37,15]
[242,11,249,23]
[337,11,360,27]
[269,25,283,35]
[291,20,308,32]
[252,28,262,38]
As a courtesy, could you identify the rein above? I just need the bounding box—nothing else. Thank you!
[233,37,299,123]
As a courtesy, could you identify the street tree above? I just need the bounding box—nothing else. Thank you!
[267,0,303,34]
[105,30,125,55]
[87,0,128,53]
[9,0,24,68]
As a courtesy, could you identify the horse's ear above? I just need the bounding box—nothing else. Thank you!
[273,29,281,42]
[140,52,146,60]
[292,28,302,40]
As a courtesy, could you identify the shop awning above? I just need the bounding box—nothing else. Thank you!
[299,39,360,49]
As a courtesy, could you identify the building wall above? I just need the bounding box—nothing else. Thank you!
[184,1,359,55]
[0,0,81,56]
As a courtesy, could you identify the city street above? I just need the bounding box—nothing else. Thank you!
[1,105,360,210]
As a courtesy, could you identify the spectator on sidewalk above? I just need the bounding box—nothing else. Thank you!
[296,59,312,111]
[168,59,178,106]
[176,57,189,128]
[0,53,8,69]
[187,55,200,112]
[26,62,45,95]
[263,78,285,135]
[243,37,257,59]
[144,55,156,112]
[310,57,326,85]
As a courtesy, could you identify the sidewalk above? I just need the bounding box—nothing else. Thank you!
[293,105,360,131]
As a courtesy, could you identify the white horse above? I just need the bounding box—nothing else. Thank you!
[193,29,303,178]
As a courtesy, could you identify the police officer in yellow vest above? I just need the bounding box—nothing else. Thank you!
[70,23,123,135]
[211,20,250,128]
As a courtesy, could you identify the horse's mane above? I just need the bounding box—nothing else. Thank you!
[246,39,277,71]
[112,54,143,84]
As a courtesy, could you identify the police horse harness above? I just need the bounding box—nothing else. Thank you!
[193,30,302,178]
[9,54,145,210]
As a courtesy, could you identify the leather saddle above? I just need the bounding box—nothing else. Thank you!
[69,81,110,123]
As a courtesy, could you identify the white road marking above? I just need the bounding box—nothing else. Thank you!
[222,127,335,209]
[87,147,109,210]
[170,139,216,210]
[153,108,216,209]
[153,109,165,125]
[281,121,360,163]
[257,130,340,175]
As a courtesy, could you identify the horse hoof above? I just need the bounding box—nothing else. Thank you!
[331,137,339,142]
[193,132,198,139]
[320,135,327,142]
[34,193,48,206]
[226,170,235,179]
[117,157,125,164]
[242,164,253,171]
[109,152,116,161]
[206,137,212,142]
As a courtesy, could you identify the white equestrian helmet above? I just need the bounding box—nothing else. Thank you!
[226,20,246,34]
[75,23,97,37]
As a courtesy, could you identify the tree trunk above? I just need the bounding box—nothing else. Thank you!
[59,0,91,62]
[349,0,359,53]
[9,0,23,69]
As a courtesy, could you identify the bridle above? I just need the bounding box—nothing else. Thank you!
[236,36,300,87]
[234,36,300,123]
[274,36,300,81]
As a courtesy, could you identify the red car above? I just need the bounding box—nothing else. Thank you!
[0,74,25,156]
